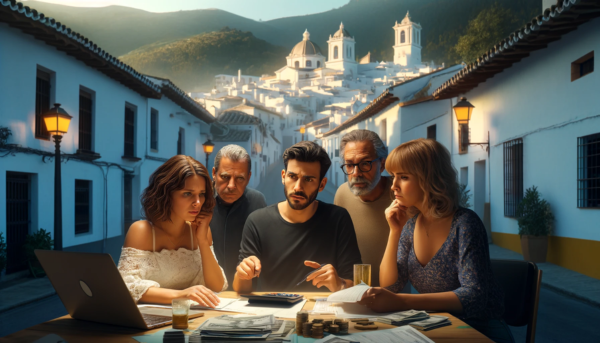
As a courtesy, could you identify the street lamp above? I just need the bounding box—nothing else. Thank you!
[202,139,215,169]
[300,126,306,141]
[42,103,72,251]
[452,97,489,155]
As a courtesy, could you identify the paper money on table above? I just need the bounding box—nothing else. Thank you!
[375,309,430,325]
[409,315,451,331]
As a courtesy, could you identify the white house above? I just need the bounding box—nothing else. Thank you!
[0,1,214,275]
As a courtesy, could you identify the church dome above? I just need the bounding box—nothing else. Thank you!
[290,30,323,56]
[332,22,352,39]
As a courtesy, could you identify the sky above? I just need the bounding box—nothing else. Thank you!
[24,0,351,21]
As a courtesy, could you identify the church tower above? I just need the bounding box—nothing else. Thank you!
[393,11,422,67]
[326,23,357,77]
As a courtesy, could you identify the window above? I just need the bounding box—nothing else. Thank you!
[75,179,92,234]
[460,167,468,186]
[335,137,339,157]
[123,106,136,158]
[177,128,185,155]
[306,60,312,67]
[295,61,300,68]
[6,172,31,273]
[78,89,93,152]
[334,46,339,59]
[401,31,405,44]
[458,124,469,154]
[503,138,523,217]
[35,69,52,139]
[123,174,133,232]
[380,119,387,145]
[150,108,158,150]
[427,124,437,141]
[571,51,594,81]
[317,61,321,68]
[578,132,600,208]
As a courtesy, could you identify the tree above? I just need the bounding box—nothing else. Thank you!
[454,4,520,64]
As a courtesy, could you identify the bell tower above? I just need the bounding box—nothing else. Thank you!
[393,11,422,67]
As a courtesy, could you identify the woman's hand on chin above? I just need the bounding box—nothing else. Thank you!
[177,285,220,308]
[192,212,213,244]
[357,287,408,313]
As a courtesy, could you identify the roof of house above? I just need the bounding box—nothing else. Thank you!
[0,0,161,99]
[433,0,600,99]
[306,117,330,128]
[146,76,214,123]
[228,101,283,118]
[212,129,252,142]
[322,89,399,137]
[217,110,263,125]
[270,134,281,144]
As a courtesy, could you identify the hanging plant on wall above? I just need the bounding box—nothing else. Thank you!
[0,126,12,146]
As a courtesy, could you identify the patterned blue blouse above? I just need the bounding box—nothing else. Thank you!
[386,208,504,320]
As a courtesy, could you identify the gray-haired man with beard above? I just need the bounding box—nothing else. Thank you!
[334,130,393,287]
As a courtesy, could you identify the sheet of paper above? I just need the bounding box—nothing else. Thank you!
[137,296,238,311]
[327,282,370,303]
[221,298,307,318]
[314,326,434,343]
[312,299,401,319]
[311,298,337,314]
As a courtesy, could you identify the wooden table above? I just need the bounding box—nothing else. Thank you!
[0,292,492,342]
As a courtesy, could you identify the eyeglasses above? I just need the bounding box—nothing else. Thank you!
[340,158,381,175]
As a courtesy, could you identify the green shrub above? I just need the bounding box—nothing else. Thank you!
[23,228,53,277]
[458,183,472,209]
[0,232,7,272]
[516,186,554,237]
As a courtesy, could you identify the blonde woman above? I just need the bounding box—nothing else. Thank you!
[359,139,513,343]
[118,155,227,307]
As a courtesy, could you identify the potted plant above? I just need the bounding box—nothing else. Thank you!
[23,228,53,278]
[0,232,7,282]
[516,186,554,263]
[458,183,472,209]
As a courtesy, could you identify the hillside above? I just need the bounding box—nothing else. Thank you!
[23,0,541,63]
[118,28,288,91]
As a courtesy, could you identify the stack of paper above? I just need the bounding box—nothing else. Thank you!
[409,315,451,331]
[375,310,429,325]
[326,282,370,303]
[313,326,435,343]
[195,314,277,340]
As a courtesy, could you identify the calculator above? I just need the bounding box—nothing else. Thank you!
[242,293,305,304]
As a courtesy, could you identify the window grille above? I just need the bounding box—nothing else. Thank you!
[6,172,30,273]
[150,108,158,150]
[458,124,469,154]
[124,107,135,157]
[578,133,600,208]
[306,60,312,67]
[35,70,51,139]
[504,138,523,217]
[75,180,91,234]
[79,90,93,152]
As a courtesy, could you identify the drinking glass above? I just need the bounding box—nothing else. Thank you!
[171,298,190,329]
[353,264,371,286]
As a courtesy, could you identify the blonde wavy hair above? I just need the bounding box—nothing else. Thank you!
[385,138,459,219]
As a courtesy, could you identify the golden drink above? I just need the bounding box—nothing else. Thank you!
[353,264,371,286]
[172,313,189,329]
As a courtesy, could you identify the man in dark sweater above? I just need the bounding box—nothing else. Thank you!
[233,141,362,292]
[210,145,266,289]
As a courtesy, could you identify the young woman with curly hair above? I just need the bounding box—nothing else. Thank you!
[359,138,513,343]
[117,155,226,307]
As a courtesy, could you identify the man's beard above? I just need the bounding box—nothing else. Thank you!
[348,173,381,196]
[283,185,319,210]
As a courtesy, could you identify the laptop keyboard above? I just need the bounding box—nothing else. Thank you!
[141,313,171,328]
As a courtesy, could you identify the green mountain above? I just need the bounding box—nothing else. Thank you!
[119,28,288,91]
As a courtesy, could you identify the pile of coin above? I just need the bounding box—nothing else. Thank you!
[329,324,340,334]
[312,318,324,324]
[302,322,313,338]
[296,311,309,335]
[311,323,324,338]
[323,320,332,332]
[339,321,349,334]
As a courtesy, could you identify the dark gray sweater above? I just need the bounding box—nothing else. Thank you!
[210,187,267,289]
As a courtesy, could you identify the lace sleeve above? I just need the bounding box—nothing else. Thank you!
[117,247,161,303]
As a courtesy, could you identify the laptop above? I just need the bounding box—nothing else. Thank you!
[35,250,202,330]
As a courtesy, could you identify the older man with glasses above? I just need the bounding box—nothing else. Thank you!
[334,130,408,290]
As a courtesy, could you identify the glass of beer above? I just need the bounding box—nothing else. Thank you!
[172,298,190,329]
[353,264,371,286]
